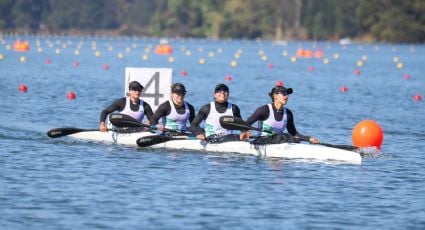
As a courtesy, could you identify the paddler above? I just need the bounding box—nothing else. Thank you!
[150,83,195,133]
[239,85,320,144]
[191,83,244,142]
[99,81,153,132]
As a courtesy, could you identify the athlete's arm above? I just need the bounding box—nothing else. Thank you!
[190,104,210,137]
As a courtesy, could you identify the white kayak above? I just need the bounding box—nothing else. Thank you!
[69,131,362,164]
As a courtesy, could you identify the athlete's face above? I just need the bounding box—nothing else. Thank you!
[172,92,185,106]
[214,90,229,103]
[274,92,288,105]
[129,89,142,101]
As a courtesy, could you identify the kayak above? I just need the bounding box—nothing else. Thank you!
[68,131,362,164]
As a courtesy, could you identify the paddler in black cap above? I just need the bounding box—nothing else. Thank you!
[191,83,243,141]
[150,83,196,133]
[99,81,153,132]
[240,85,320,144]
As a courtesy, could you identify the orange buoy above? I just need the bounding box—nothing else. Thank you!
[340,86,348,93]
[13,40,30,52]
[19,84,27,92]
[155,44,173,55]
[352,120,384,148]
[67,91,76,100]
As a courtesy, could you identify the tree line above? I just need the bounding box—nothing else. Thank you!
[0,0,424,43]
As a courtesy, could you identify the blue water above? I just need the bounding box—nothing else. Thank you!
[1,35,425,229]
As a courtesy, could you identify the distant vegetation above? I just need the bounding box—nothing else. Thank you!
[0,0,424,43]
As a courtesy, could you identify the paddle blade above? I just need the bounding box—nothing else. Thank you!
[109,113,147,128]
[220,116,263,132]
[136,135,188,147]
[47,128,98,138]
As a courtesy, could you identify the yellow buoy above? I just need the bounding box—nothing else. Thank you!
[230,60,238,67]
[20,56,26,62]
[95,50,101,57]
[0,53,3,60]
[117,53,124,59]
[290,56,297,62]
[396,62,403,69]
[333,53,339,59]
[142,54,148,60]
[323,58,330,64]
[357,60,363,67]
[168,56,174,63]
[208,51,215,57]
[199,58,205,64]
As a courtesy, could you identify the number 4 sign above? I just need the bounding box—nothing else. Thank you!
[125,67,173,111]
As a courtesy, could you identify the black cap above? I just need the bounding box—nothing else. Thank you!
[214,83,229,92]
[171,83,187,94]
[269,86,293,98]
[128,81,144,91]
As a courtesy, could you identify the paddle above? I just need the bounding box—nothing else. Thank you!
[137,135,192,147]
[109,113,151,128]
[219,116,358,151]
[47,127,101,138]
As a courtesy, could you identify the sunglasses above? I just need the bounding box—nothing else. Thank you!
[275,92,288,96]
[130,88,142,92]
[174,92,186,96]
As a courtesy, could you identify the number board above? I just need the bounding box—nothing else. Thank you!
[125,67,173,111]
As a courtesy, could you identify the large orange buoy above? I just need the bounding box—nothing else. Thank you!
[352,120,384,148]
[154,44,173,55]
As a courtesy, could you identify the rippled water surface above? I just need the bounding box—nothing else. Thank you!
[1,36,424,229]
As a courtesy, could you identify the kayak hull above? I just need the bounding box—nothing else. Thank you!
[69,131,361,164]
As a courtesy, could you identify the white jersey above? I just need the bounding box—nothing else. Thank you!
[163,100,190,131]
[121,97,145,122]
[258,104,287,136]
[205,102,234,137]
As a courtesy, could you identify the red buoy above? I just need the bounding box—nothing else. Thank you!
[102,64,109,70]
[180,70,188,77]
[354,69,361,75]
[67,91,76,100]
[267,63,274,69]
[340,86,348,93]
[19,84,28,92]
[352,120,384,148]
[45,58,52,64]
[276,80,283,87]
[413,94,422,102]
[225,75,232,82]
[73,61,80,67]
[403,74,410,80]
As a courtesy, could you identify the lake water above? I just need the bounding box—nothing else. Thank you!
[1,35,424,229]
